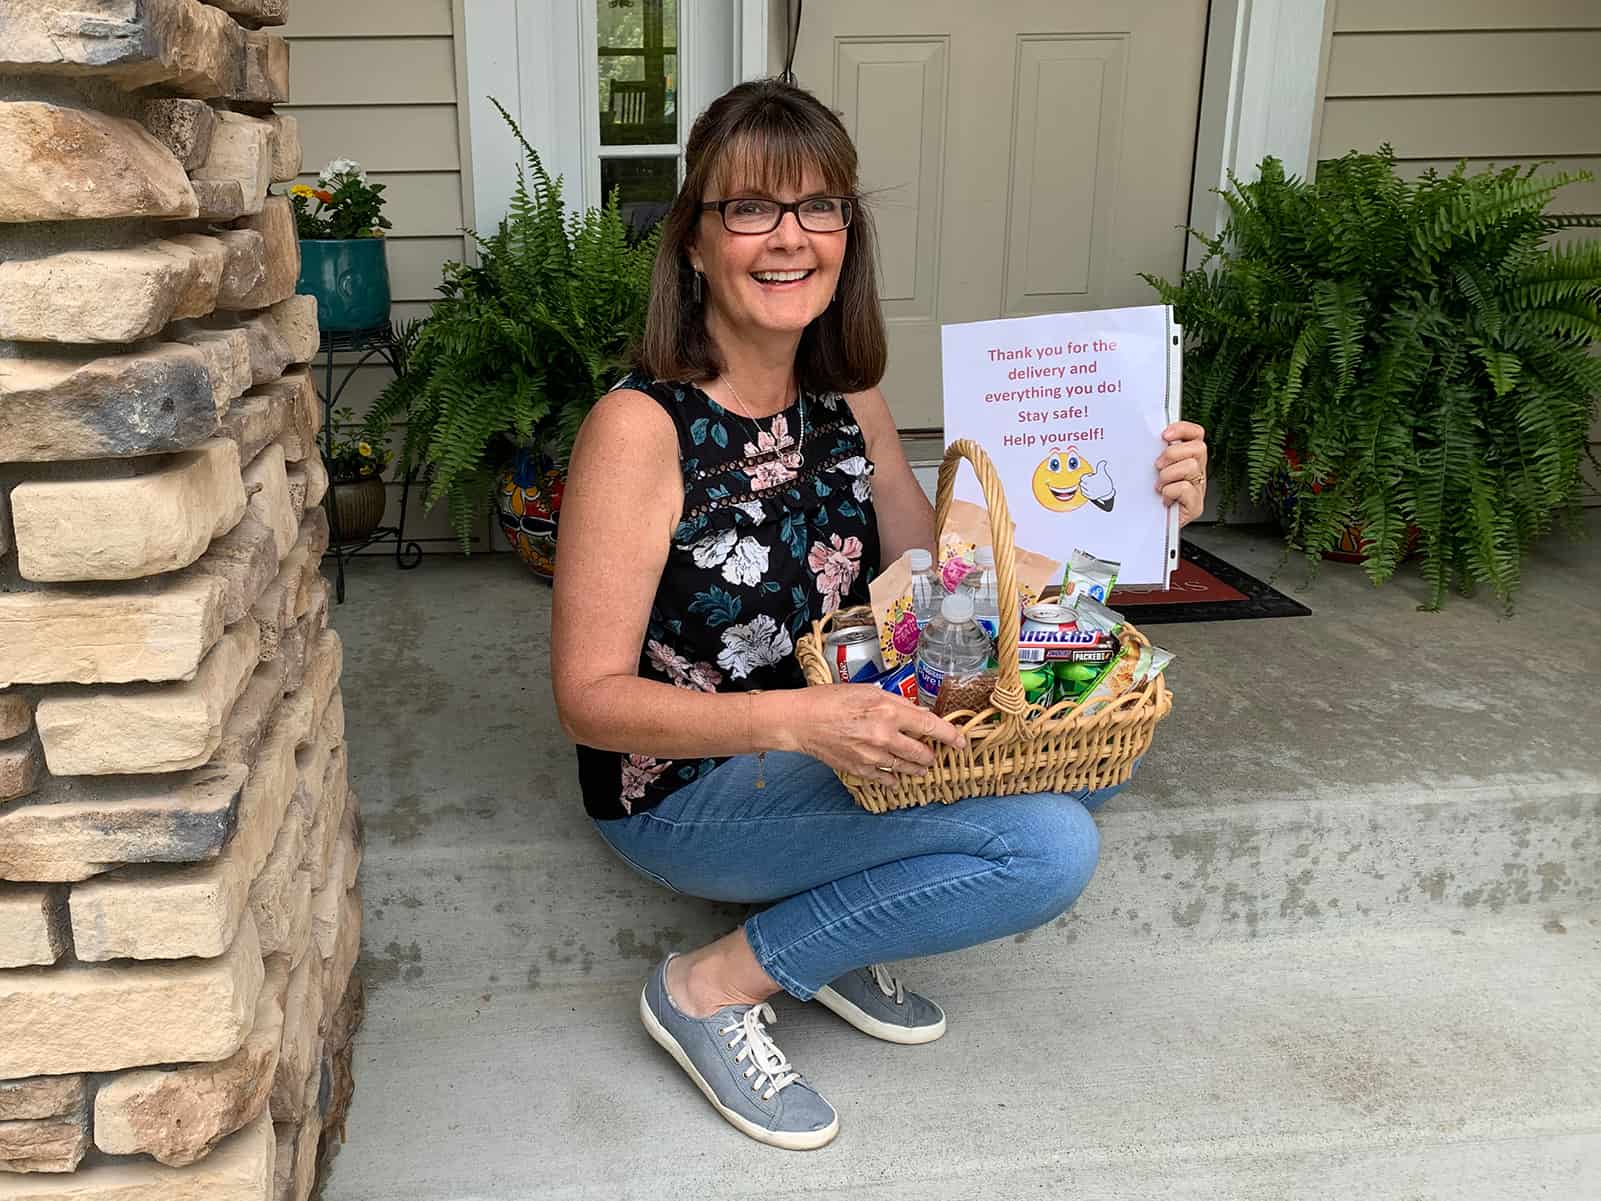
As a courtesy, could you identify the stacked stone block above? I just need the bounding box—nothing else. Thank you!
[0,2,364,1195]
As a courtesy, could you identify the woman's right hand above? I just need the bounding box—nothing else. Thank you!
[783,684,967,778]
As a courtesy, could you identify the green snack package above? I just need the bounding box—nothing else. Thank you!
[1070,644,1142,715]
[1067,592,1125,636]
[1062,548,1121,604]
[1140,646,1174,684]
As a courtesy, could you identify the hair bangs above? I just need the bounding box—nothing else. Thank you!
[705,119,855,201]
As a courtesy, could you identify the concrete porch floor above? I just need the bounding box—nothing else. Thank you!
[320,519,1601,1200]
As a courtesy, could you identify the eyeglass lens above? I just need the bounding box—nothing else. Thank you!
[723,198,851,233]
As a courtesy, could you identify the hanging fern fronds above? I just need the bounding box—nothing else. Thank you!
[364,99,661,549]
[1147,149,1601,611]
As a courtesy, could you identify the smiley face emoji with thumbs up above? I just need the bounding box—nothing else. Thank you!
[1032,446,1117,514]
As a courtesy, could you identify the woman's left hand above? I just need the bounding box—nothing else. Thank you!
[1155,421,1209,527]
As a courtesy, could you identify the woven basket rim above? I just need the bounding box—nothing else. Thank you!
[791,440,1174,811]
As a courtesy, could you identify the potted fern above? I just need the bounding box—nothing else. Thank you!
[1146,148,1601,610]
[364,101,658,575]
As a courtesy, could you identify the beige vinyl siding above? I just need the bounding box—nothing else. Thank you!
[1316,0,1601,505]
[1318,2,1601,210]
[281,0,490,550]
[1329,0,1601,33]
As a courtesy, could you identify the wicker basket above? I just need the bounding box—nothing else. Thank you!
[796,439,1173,813]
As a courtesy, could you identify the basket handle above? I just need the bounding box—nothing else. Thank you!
[933,439,1028,736]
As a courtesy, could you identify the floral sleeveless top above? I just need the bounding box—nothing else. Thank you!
[578,372,880,820]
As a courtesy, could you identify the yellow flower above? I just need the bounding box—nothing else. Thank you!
[290,183,316,199]
[357,442,373,457]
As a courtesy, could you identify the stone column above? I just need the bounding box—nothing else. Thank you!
[0,2,364,1195]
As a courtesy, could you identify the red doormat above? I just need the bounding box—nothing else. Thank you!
[1106,542,1311,624]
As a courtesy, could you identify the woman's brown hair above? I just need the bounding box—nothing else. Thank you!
[639,78,887,394]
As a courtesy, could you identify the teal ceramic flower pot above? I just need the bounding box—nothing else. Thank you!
[297,238,391,332]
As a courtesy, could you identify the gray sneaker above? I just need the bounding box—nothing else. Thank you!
[814,964,947,1045]
[640,953,840,1150]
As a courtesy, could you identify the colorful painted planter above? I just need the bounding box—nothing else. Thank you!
[297,238,391,332]
[494,449,565,580]
[1267,451,1419,563]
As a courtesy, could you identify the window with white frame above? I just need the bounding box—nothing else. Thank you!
[464,0,753,241]
[587,0,684,235]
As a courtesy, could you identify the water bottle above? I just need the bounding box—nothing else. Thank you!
[962,546,1002,643]
[907,548,942,630]
[916,591,992,710]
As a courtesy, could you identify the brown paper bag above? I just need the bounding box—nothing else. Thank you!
[937,500,1063,610]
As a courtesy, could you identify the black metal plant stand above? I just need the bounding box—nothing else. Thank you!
[318,324,423,603]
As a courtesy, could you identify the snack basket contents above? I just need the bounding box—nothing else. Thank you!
[795,439,1173,814]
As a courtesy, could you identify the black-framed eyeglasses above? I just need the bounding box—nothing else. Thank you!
[699,196,854,235]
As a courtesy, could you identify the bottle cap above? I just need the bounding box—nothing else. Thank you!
[907,548,933,571]
[975,546,994,567]
[941,591,975,622]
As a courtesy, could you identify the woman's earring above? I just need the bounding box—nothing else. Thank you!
[692,270,704,304]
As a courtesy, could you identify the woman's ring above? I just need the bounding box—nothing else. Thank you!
[875,761,895,773]
[1188,472,1205,488]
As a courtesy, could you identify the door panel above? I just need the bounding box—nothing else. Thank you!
[794,0,1207,428]
[1004,35,1126,314]
[834,37,949,397]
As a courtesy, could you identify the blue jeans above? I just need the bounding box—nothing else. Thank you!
[591,751,1130,1001]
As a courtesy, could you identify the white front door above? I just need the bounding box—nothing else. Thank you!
[790,0,1209,429]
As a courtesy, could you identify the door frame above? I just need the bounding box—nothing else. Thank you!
[1188,0,1336,267]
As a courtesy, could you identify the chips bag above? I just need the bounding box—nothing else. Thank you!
[868,553,923,669]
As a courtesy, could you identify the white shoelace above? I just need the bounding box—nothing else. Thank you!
[868,963,906,1004]
[721,1002,800,1101]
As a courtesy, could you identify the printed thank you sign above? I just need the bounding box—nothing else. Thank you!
[941,305,1181,587]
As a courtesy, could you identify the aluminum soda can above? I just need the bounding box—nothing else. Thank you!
[1052,659,1105,706]
[825,624,885,683]
[1019,668,1055,706]
[1022,603,1077,633]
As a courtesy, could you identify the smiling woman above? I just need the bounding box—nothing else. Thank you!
[547,78,1138,1153]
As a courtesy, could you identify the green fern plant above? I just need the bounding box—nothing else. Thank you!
[364,99,660,547]
[1144,147,1601,610]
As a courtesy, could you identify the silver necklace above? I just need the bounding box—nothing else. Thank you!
[720,375,807,457]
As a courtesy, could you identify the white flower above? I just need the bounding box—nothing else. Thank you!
[319,157,364,184]
[716,614,794,680]
[836,455,874,503]
[733,499,765,521]
[690,527,736,569]
[721,536,769,586]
